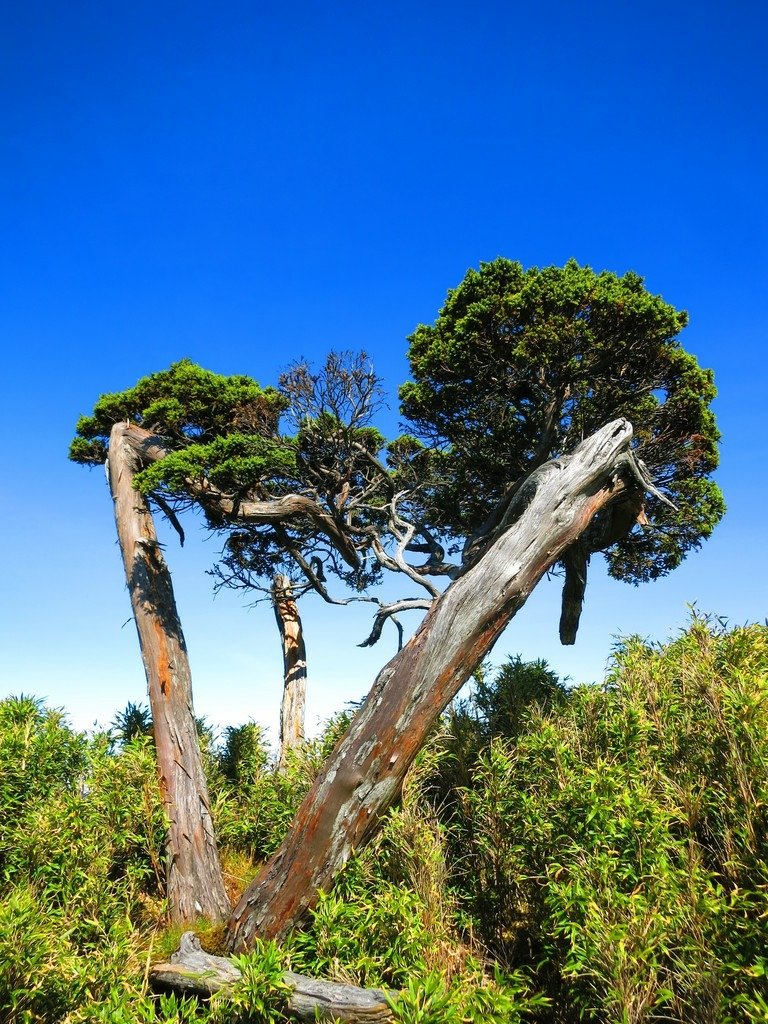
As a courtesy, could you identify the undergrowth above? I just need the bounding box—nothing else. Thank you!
[1,617,767,1021]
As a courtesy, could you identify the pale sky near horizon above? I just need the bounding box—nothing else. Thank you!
[1,1,766,739]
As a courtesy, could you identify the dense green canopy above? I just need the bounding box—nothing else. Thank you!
[69,357,390,598]
[70,264,725,641]
[69,360,293,501]
[400,258,724,584]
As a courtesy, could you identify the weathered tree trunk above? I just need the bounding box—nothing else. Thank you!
[151,932,393,1022]
[108,423,230,924]
[226,419,636,949]
[272,574,307,771]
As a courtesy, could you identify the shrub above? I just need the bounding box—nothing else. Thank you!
[443,618,768,1021]
[3,618,768,1022]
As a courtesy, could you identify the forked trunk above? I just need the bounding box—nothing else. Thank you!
[108,423,230,924]
[272,574,307,771]
[226,419,636,949]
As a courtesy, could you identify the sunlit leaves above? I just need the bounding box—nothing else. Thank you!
[438,618,768,1019]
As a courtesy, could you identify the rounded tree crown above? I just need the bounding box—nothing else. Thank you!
[400,258,724,583]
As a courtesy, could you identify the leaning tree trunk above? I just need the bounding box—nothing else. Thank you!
[272,574,307,772]
[226,419,636,949]
[108,423,230,924]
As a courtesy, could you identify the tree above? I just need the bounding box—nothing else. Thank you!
[71,362,287,923]
[110,701,153,744]
[69,357,408,920]
[70,260,723,945]
[470,656,567,741]
[225,419,647,947]
[223,261,723,947]
[101,420,231,923]
[209,351,426,632]
[399,258,724,641]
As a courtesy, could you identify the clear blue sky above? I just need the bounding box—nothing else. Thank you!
[1,0,766,736]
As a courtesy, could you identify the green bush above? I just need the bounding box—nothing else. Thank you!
[0,699,166,1022]
[388,966,547,1024]
[288,860,434,987]
[442,618,768,1021]
[0,696,87,880]
[211,730,325,863]
[211,940,291,1023]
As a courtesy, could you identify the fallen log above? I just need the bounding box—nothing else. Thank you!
[150,932,394,1022]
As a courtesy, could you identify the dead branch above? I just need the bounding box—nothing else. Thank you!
[150,932,394,1022]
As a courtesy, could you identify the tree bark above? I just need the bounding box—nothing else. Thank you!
[558,487,646,644]
[108,423,230,924]
[226,419,636,949]
[272,574,307,771]
[150,932,394,1022]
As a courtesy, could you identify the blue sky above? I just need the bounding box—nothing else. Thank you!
[1,1,766,736]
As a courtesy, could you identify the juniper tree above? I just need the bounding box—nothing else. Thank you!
[71,260,724,942]
[399,258,724,640]
[226,260,724,946]
[70,361,288,922]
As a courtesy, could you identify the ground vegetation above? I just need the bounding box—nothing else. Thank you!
[2,618,767,1021]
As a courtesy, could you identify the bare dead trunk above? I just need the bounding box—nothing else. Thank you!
[558,488,646,644]
[272,574,307,771]
[226,419,636,949]
[108,423,230,924]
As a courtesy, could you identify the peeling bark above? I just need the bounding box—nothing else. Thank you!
[272,574,307,771]
[226,419,637,949]
[108,423,230,924]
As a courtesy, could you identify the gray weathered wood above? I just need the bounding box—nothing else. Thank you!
[151,931,242,995]
[226,419,640,948]
[150,932,394,1022]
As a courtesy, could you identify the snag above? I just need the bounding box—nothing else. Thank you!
[227,419,639,948]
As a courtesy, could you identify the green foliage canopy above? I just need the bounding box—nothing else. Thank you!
[69,357,390,598]
[69,359,293,503]
[400,258,725,583]
[69,266,725,635]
